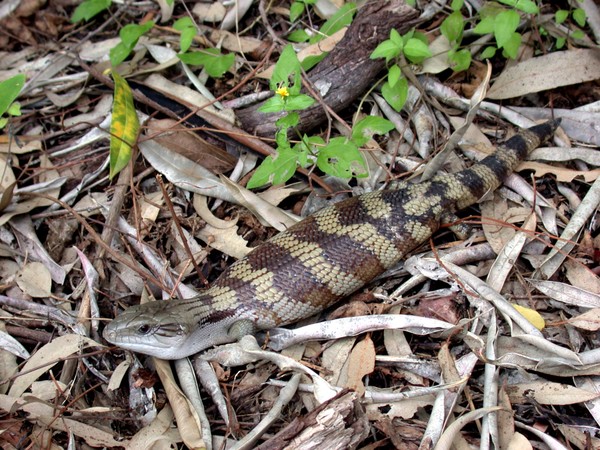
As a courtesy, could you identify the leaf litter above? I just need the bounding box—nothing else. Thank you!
[0,1,600,449]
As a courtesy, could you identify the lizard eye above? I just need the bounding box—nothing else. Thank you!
[137,324,152,335]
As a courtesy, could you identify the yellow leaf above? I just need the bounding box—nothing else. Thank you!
[109,71,139,178]
[512,304,545,331]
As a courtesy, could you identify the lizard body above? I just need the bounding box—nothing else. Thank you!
[103,120,560,359]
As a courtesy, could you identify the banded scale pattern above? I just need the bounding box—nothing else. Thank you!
[103,120,560,359]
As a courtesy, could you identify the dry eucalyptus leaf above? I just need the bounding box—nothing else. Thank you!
[16,261,52,298]
[564,259,600,293]
[568,309,600,331]
[487,49,600,99]
[520,161,600,183]
[506,381,600,405]
[192,2,226,22]
[8,334,100,397]
[345,335,375,395]
[146,118,237,174]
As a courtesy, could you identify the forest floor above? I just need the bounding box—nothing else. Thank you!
[1,0,600,449]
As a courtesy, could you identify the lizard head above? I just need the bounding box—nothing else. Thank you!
[103,298,243,359]
[103,300,199,359]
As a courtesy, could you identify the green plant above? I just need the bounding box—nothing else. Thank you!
[289,0,317,23]
[247,45,394,189]
[178,49,235,78]
[70,0,111,23]
[287,0,357,68]
[110,21,155,66]
[0,74,25,129]
[175,17,235,78]
[551,6,587,49]
[370,29,432,111]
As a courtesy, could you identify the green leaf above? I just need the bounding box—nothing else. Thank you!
[441,11,464,43]
[316,139,367,178]
[498,0,539,14]
[351,116,394,147]
[271,44,301,90]
[390,29,403,47]
[449,48,471,71]
[174,17,197,53]
[287,29,310,43]
[120,21,154,48]
[289,2,305,22]
[494,10,520,47]
[571,29,585,40]
[370,40,402,61]
[555,37,566,49]
[310,2,356,44]
[0,74,25,117]
[294,135,323,167]
[110,42,133,66]
[178,49,235,78]
[284,94,315,111]
[480,46,497,59]
[109,72,139,179]
[501,32,522,59]
[7,102,21,117]
[71,0,111,23]
[300,53,327,70]
[554,10,569,25]
[276,112,299,128]
[573,8,587,27]
[403,38,432,64]
[247,147,300,188]
[473,16,495,35]
[381,77,408,112]
[110,21,154,66]
[258,96,286,113]
[0,117,7,129]
[275,128,291,150]
[450,0,464,11]
[388,64,402,87]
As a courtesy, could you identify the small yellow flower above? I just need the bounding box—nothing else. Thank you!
[275,85,290,98]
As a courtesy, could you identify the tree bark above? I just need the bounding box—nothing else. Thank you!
[236,0,420,137]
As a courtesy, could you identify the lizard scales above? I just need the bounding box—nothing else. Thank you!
[103,120,560,359]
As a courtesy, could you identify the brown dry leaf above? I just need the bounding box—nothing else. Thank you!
[192,2,226,22]
[146,119,237,174]
[519,161,600,183]
[153,358,205,449]
[345,335,375,395]
[8,334,100,397]
[567,308,600,331]
[505,381,600,405]
[0,394,126,447]
[480,195,514,254]
[497,385,515,450]
[506,432,533,450]
[564,259,600,293]
[557,423,600,449]
[208,27,265,54]
[15,261,52,298]
[487,49,600,99]
[128,404,181,448]
[529,280,600,309]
